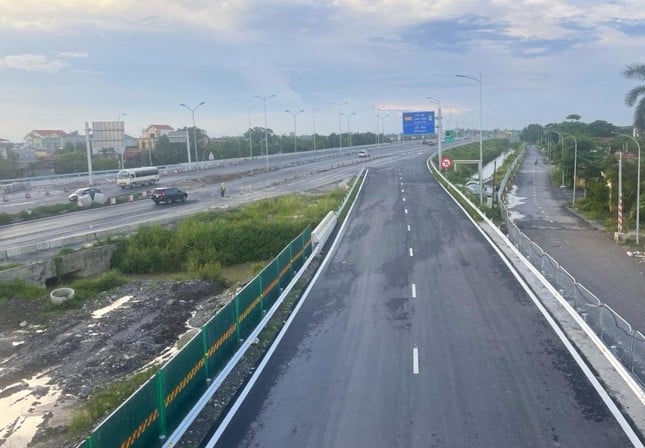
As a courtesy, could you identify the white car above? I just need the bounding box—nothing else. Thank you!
[358,150,368,158]
[68,187,102,202]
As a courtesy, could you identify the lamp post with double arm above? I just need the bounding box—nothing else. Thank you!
[179,101,205,164]
[286,109,304,152]
[333,101,347,154]
[426,97,443,164]
[456,73,483,205]
[254,94,276,172]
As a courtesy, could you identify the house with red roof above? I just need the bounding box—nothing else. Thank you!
[24,130,68,152]
[138,124,174,150]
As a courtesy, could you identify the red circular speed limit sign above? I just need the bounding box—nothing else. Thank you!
[440,157,452,169]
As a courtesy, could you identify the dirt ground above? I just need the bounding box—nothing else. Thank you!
[0,278,231,447]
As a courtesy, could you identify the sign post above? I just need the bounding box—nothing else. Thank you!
[402,111,435,136]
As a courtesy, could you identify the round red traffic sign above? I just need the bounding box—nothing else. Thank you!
[440,157,452,169]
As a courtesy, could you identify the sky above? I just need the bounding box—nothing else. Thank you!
[1,0,645,142]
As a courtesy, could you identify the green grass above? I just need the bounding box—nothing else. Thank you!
[0,262,22,272]
[68,366,158,438]
[111,189,348,275]
[0,280,46,303]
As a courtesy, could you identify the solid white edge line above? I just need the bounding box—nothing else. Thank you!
[412,347,420,374]
[203,168,370,448]
[412,283,417,298]
[427,157,644,448]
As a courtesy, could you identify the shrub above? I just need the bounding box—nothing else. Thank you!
[66,270,128,304]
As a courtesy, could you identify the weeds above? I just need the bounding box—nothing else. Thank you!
[68,366,158,438]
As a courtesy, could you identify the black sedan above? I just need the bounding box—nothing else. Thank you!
[151,187,188,205]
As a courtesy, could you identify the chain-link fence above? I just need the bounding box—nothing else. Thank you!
[500,194,645,388]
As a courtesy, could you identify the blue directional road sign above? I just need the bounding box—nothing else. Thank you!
[402,111,435,135]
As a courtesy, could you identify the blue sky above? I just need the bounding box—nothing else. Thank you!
[1,0,644,142]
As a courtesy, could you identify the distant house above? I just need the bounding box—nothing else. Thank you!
[13,145,38,162]
[0,138,13,159]
[24,130,67,152]
[61,131,87,149]
[138,125,174,150]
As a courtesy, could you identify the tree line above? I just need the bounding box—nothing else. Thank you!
[518,62,645,231]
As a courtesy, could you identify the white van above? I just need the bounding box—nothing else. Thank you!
[117,167,160,188]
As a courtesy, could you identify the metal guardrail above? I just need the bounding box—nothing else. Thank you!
[431,143,645,388]
[497,151,645,388]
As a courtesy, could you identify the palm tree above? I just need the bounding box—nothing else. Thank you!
[623,63,645,133]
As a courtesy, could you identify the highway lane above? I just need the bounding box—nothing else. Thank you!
[509,145,645,332]
[211,154,635,447]
[0,144,425,254]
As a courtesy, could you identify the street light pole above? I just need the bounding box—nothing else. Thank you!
[312,108,319,151]
[376,109,381,148]
[254,94,275,172]
[549,130,566,187]
[426,97,443,165]
[561,132,578,205]
[380,113,389,144]
[332,101,347,155]
[456,73,483,205]
[286,109,304,152]
[614,132,641,244]
[117,113,127,169]
[179,101,205,164]
[341,112,356,147]
[248,106,254,159]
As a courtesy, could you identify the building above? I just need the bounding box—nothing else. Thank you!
[0,139,13,159]
[24,130,67,152]
[138,125,174,150]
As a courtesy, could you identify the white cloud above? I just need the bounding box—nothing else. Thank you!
[58,51,88,58]
[0,54,68,73]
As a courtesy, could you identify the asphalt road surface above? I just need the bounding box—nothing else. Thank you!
[509,145,645,332]
[212,154,634,447]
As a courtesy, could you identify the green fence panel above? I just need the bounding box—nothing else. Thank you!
[303,226,312,258]
[85,225,316,446]
[203,300,239,377]
[277,246,293,290]
[161,332,209,434]
[236,276,263,340]
[90,376,160,448]
[260,258,281,310]
[291,232,305,272]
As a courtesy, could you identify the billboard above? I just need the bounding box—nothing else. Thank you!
[402,111,435,135]
[92,121,124,154]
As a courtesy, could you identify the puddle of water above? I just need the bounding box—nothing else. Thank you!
[91,295,133,319]
[469,150,514,182]
[504,185,527,221]
[0,374,61,446]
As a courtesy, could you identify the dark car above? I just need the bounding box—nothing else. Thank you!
[68,187,102,202]
[151,187,187,205]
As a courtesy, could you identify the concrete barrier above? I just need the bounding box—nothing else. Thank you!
[312,211,337,248]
